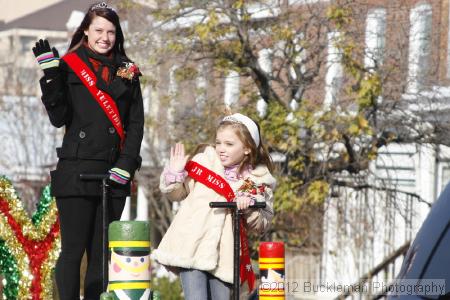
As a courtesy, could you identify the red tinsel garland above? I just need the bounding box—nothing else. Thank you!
[0,197,60,300]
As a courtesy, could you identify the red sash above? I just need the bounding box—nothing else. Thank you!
[185,160,256,291]
[62,52,125,146]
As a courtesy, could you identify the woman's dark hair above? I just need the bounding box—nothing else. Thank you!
[67,3,128,59]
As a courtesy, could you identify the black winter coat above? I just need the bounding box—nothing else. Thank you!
[39,46,144,197]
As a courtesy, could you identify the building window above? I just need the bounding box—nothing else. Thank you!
[195,63,207,109]
[407,3,432,93]
[167,65,178,131]
[120,20,129,34]
[375,145,417,191]
[256,48,272,117]
[441,166,450,192]
[247,0,280,19]
[447,2,450,78]
[9,36,13,51]
[16,67,37,92]
[20,36,35,53]
[168,0,179,8]
[168,65,178,99]
[364,8,386,105]
[324,32,343,110]
[258,48,272,74]
[224,70,240,108]
[364,8,387,69]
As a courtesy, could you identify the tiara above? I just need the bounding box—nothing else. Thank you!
[222,113,260,147]
[91,2,116,12]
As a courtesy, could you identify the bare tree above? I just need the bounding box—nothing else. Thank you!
[0,67,60,214]
[119,0,449,254]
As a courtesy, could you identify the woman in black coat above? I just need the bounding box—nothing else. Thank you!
[32,2,144,299]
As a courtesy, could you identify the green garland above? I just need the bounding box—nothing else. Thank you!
[0,241,19,299]
[32,185,53,225]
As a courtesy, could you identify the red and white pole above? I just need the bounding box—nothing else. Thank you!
[259,242,285,299]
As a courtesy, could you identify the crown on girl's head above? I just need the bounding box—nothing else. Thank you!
[91,2,115,12]
[222,113,260,147]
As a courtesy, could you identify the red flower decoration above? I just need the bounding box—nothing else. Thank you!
[116,62,141,81]
[238,178,267,197]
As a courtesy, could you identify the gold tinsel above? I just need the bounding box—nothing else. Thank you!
[40,235,61,299]
[0,213,32,299]
[0,177,60,300]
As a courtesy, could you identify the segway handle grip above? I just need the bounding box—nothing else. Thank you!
[209,202,266,209]
[80,174,110,181]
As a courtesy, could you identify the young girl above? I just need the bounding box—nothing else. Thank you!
[152,113,276,299]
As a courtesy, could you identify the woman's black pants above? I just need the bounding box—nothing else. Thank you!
[55,196,125,300]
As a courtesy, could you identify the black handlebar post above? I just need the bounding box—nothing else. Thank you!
[209,201,266,300]
[80,173,110,292]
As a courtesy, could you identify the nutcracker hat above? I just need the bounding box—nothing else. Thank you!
[109,221,151,256]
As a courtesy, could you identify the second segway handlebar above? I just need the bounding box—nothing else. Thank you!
[209,202,266,209]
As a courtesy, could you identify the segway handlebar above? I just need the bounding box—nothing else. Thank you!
[80,174,110,181]
[209,202,266,209]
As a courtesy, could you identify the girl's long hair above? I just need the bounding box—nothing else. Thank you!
[67,3,128,59]
[217,120,274,174]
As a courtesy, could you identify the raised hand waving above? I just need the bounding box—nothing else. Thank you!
[32,39,60,78]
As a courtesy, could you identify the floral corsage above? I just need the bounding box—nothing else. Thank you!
[116,62,141,81]
[236,178,267,201]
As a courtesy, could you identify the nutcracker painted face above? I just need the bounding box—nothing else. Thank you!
[109,249,151,281]
[84,15,116,55]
